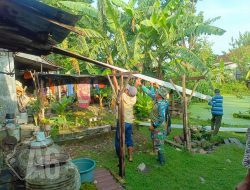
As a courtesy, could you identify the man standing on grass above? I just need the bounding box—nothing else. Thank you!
[208,89,223,134]
[138,80,170,165]
[113,71,141,162]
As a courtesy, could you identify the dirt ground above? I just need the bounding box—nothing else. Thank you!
[61,128,149,159]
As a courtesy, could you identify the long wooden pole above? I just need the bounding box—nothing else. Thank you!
[118,73,125,177]
[52,47,211,100]
[40,79,45,120]
[182,75,191,151]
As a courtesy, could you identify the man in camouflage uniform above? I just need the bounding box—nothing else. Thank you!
[236,128,250,190]
[141,83,170,165]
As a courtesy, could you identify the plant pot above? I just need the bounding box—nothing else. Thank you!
[34,131,46,141]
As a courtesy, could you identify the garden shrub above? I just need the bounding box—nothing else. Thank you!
[213,81,250,96]
[233,109,250,120]
[134,92,153,121]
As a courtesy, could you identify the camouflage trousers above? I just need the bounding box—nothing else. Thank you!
[152,125,167,154]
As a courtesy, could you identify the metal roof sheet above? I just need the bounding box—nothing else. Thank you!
[14,52,62,71]
[0,0,81,55]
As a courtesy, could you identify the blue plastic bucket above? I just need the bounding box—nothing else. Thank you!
[72,158,96,183]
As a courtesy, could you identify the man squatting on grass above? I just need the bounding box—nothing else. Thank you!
[113,71,141,162]
[138,80,171,165]
[208,89,223,135]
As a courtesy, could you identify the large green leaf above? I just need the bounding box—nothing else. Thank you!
[74,28,103,38]
[194,24,226,36]
[105,0,120,31]
[132,33,144,61]
[128,0,137,7]
[106,0,129,59]
[204,16,221,25]
[59,1,97,18]
[163,0,183,15]
[110,0,127,9]
[175,47,208,73]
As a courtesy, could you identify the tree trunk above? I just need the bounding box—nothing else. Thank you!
[99,97,103,109]
[157,63,163,80]
[182,75,191,151]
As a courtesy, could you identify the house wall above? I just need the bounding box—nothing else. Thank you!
[0,50,17,122]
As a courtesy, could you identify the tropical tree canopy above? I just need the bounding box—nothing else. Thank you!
[43,0,225,81]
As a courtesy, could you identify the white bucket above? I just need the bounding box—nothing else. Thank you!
[6,124,21,142]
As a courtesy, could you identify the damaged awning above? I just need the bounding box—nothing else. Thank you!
[52,47,212,100]
[38,73,109,85]
[0,0,81,55]
[14,52,62,71]
[0,0,211,100]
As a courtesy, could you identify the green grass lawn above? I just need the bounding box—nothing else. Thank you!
[62,128,247,190]
[61,95,249,189]
[189,96,250,127]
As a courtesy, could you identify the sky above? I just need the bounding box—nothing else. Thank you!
[196,0,250,55]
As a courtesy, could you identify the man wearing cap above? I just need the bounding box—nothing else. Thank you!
[140,82,170,165]
[208,89,223,135]
[113,73,140,162]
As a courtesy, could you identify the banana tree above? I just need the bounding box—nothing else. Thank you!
[134,0,225,79]
[43,0,225,82]
[92,86,112,109]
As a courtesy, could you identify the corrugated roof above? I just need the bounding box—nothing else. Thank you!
[14,52,62,71]
[38,73,109,85]
[0,0,81,55]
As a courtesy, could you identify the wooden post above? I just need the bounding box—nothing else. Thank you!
[182,75,191,151]
[40,79,45,120]
[57,80,61,101]
[107,72,133,177]
[169,92,175,116]
[118,73,125,177]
